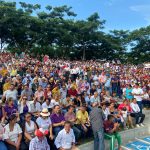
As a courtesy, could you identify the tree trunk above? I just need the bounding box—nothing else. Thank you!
[82,46,86,60]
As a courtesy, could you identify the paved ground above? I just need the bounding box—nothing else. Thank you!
[124,136,150,150]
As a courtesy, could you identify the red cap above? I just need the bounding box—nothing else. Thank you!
[35,128,49,137]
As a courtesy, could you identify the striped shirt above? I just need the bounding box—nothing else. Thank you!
[29,136,50,150]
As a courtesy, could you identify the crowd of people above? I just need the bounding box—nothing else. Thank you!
[0,52,149,150]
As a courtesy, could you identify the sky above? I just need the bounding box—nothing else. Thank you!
[8,0,150,32]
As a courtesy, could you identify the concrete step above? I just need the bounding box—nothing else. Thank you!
[79,110,150,150]
[79,121,150,150]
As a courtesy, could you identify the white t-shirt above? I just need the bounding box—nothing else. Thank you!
[30,102,42,113]
[103,108,110,120]
[42,102,53,109]
[130,102,140,113]
[36,117,52,130]
[4,123,22,143]
[55,129,75,149]
[3,90,18,101]
[143,93,149,99]
[51,99,59,107]
[25,120,35,135]
[132,88,143,101]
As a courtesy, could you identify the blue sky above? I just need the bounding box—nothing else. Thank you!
[9,0,150,32]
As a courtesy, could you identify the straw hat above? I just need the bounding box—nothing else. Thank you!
[35,128,49,137]
[40,108,50,117]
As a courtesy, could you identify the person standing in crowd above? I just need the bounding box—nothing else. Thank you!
[132,83,144,113]
[29,128,50,150]
[104,114,122,150]
[89,102,105,150]
[125,84,133,101]
[130,99,145,127]
[104,74,112,95]
[55,121,79,150]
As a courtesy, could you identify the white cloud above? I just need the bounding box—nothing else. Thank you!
[130,5,150,24]
[105,0,121,6]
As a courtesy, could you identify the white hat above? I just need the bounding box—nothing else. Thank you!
[40,108,50,117]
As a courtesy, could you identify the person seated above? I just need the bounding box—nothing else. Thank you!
[2,83,18,106]
[34,85,45,104]
[60,95,72,113]
[109,103,123,127]
[44,85,52,99]
[51,95,60,107]
[0,100,5,124]
[4,114,26,150]
[103,91,112,103]
[21,84,33,101]
[39,77,48,89]
[18,96,30,121]
[52,86,60,98]
[31,78,39,94]
[104,114,122,150]
[142,91,150,108]
[118,99,134,129]
[50,105,65,137]
[3,78,11,92]
[55,121,79,150]
[0,123,7,150]
[60,85,67,100]
[90,92,100,106]
[30,96,42,120]
[36,108,53,139]
[111,93,119,103]
[113,107,124,126]
[102,103,110,120]
[68,85,78,97]
[64,105,81,141]
[76,105,91,137]
[4,98,19,122]
[130,99,145,128]
[24,113,37,147]
[29,128,50,150]
[42,98,53,112]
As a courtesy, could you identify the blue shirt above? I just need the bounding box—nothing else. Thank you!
[105,78,111,87]
[125,88,133,100]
